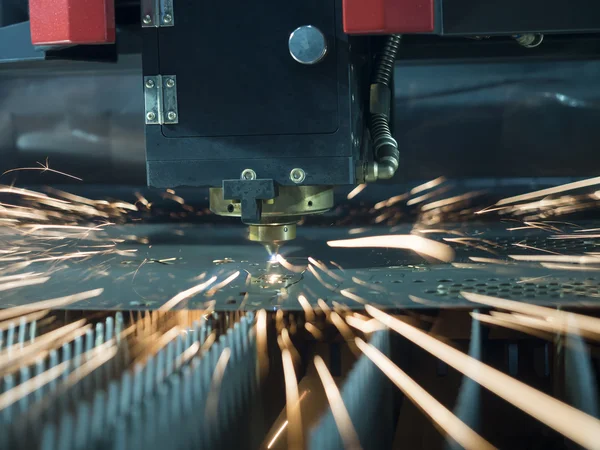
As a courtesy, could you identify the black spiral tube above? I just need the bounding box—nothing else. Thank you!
[373,35,402,87]
[370,35,402,179]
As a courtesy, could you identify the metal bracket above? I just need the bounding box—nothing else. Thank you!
[144,75,179,125]
[141,0,174,27]
[222,179,279,224]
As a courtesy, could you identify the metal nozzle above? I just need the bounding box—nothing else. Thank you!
[248,224,296,255]
[210,186,333,251]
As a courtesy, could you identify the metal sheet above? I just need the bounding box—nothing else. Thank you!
[1,222,599,311]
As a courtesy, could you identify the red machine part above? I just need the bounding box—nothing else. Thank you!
[343,0,435,34]
[30,0,115,45]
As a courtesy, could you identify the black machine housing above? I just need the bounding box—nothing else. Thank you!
[143,0,369,190]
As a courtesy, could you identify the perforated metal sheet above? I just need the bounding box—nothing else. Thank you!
[1,222,600,311]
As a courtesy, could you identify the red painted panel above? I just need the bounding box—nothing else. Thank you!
[343,0,435,34]
[30,0,115,45]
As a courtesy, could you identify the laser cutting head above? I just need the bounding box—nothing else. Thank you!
[209,185,334,251]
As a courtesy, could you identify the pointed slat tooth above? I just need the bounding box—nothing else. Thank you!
[40,423,57,450]
[105,317,114,342]
[73,402,91,450]
[85,329,94,354]
[57,413,74,450]
[144,356,155,397]
[29,319,37,344]
[95,323,104,347]
[119,371,132,416]
[17,316,26,349]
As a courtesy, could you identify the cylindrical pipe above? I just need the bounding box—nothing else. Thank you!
[370,35,401,180]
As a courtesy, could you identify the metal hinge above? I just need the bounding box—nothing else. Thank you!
[144,75,179,125]
[141,0,174,27]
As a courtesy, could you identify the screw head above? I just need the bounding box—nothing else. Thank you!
[145,79,155,89]
[290,168,305,183]
[241,169,257,180]
[146,111,156,121]
[288,25,328,65]
[143,14,152,24]
[167,111,177,121]
[166,78,175,88]
[163,14,172,23]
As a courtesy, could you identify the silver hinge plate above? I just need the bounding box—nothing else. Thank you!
[141,0,174,28]
[144,75,179,125]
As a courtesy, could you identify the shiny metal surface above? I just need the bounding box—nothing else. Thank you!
[0,221,599,311]
[209,186,334,221]
[288,25,328,65]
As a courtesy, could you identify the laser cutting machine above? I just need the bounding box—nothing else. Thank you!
[3,0,600,250]
[2,3,600,450]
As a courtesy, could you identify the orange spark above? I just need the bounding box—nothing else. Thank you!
[327,235,454,262]
[347,184,367,200]
[355,338,495,450]
[159,276,217,311]
[282,349,304,449]
[2,158,83,181]
[410,176,446,195]
[367,305,600,450]
[314,355,363,450]
[496,176,600,206]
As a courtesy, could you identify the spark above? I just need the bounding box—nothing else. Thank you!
[421,192,482,212]
[280,328,301,364]
[468,257,512,265]
[0,360,70,411]
[496,176,600,206]
[550,234,600,239]
[257,310,269,378]
[356,337,495,450]
[471,312,553,341]
[410,176,446,195]
[205,347,232,420]
[462,291,600,336]
[282,348,304,449]
[0,310,49,333]
[297,294,315,321]
[0,276,49,292]
[206,271,240,296]
[314,355,363,450]
[63,343,118,387]
[275,254,306,273]
[2,158,83,181]
[345,316,385,333]
[509,255,600,264]
[490,311,600,341]
[308,265,337,291]
[407,185,452,206]
[0,289,103,321]
[340,289,367,305]
[327,235,455,263]
[348,227,370,235]
[162,192,185,205]
[330,312,358,355]
[0,186,68,202]
[308,257,344,282]
[512,242,561,255]
[374,193,409,210]
[347,184,367,200]
[317,299,331,319]
[305,322,323,340]
[267,420,289,449]
[329,261,345,272]
[366,305,600,450]
[444,237,499,255]
[540,263,600,272]
[159,276,217,311]
[351,276,387,292]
